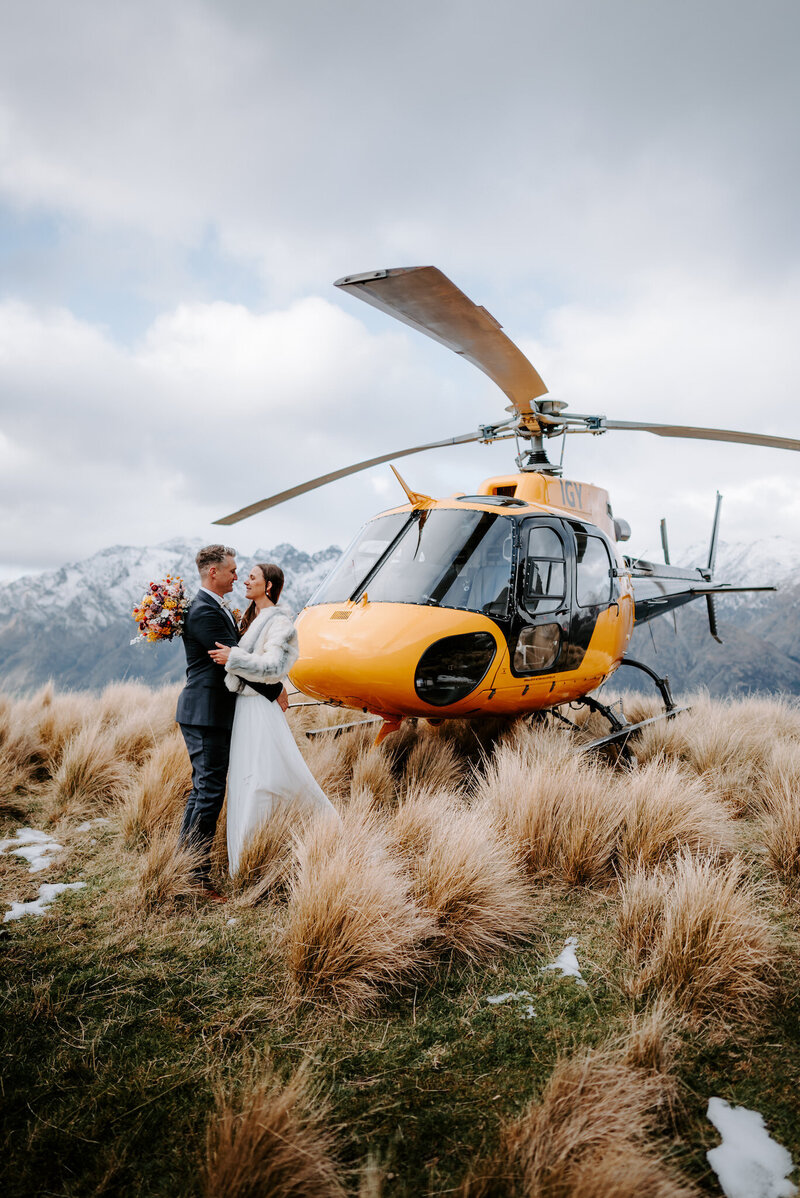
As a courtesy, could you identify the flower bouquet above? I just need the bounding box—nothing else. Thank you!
[131,575,190,644]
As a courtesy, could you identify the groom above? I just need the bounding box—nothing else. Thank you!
[176,543,285,899]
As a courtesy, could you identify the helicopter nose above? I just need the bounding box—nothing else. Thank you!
[290,602,504,715]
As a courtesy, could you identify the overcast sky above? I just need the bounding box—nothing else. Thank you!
[1,0,799,581]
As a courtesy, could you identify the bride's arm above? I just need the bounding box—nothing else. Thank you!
[224,616,299,684]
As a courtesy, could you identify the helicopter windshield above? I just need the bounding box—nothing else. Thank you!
[309,512,411,606]
[355,508,514,615]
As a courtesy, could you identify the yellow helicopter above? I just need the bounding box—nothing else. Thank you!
[215,266,800,747]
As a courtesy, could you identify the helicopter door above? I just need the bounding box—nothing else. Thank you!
[561,525,617,670]
[513,520,572,674]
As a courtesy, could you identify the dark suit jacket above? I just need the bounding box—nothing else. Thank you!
[175,591,240,728]
[175,591,282,727]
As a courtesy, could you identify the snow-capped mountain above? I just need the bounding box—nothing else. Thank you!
[0,539,342,628]
[0,535,798,697]
[0,539,341,693]
[677,535,800,597]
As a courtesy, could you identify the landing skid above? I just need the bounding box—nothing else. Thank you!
[546,657,690,758]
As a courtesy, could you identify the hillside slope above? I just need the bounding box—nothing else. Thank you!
[0,535,797,697]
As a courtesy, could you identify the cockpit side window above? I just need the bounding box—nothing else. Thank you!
[523,525,567,614]
[575,533,613,607]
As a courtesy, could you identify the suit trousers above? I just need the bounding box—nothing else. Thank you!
[178,723,231,880]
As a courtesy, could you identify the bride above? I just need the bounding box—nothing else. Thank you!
[208,562,337,876]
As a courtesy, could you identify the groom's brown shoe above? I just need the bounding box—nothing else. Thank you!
[196,884,228,904]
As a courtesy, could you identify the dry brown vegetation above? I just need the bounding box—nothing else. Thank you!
[119,726,192,847]
[2,682,800,1196]
[617,852,778,1023]
[472,739,625,888]
[203,1060,344,1198]
[285,797,435,1010]
[461,1038,699,1198]
[390,791,537,960]
[233,797,315,904]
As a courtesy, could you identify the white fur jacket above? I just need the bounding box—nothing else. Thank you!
[224,606,299,697]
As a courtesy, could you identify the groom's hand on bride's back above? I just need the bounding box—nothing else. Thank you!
[278,686,289,712]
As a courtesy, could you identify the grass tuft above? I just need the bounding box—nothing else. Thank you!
[285,799,434,1011]
[473,741,624,888]
[390,792,538,961]
[129,825,204,914]
[401,731,464,796]
[233,798,315,904]
[615,757,735,875]
[203,1060,344,1198]
[46,725,129,821]
[118,728,191,847]
[617,852,778,1023]
[461,1045,698,1197]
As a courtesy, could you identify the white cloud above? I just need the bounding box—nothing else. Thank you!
[2,265,799,580]
[0,1,798,576]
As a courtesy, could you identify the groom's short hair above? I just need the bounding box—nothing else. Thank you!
[195,544,236,576]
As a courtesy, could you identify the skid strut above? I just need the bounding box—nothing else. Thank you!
[543,657,688,755]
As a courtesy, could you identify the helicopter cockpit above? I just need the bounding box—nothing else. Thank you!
[310,507,515,617]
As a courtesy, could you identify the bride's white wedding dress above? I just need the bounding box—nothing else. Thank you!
[223,605,337,877]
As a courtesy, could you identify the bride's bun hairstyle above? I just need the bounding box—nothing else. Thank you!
[239,562,286,633]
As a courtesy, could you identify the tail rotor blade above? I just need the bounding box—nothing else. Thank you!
[707,491,723,576]
[706,594,722,644]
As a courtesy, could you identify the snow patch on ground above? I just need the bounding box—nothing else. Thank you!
[0,827,63,872]
[706,1097,797,1198]
[542,937,588,986]
[75,818,110,832]
[486,990,536,1019]
[4,882,87,922]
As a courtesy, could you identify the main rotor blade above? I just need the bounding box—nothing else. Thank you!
[213,430,488,525]
[601,419,800,452]
[335,266,548,415]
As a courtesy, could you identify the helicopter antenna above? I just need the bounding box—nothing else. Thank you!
[389,464,432,507]
[660,518,671,565]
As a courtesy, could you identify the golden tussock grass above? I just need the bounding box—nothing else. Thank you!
[210,796,229,879]
[619,998,684,1081]
[390,792,538,961]
[400,731,465,797]
[232,798,316,904]
[33,692,87,762]
[46,724,129,821]
[301,733,355,801]
[617,852,778,1023]
[203,1060,344,1198]
[473,742,624,889]
[118,727,192,848]
[285,798,435,1011]
[615,757,735,875]
[349,745,397,808]
[461,1045,698,1198]
[129,824,204,915]
[756,755,800,888]
[632,694,800,816]
[0,687,74,809]
[98,683,179,760]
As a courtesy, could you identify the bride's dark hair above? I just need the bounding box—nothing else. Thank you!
[238,563,285,634]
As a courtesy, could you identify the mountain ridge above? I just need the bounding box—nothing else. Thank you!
[0,535,798,698]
